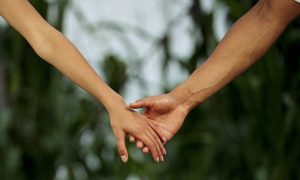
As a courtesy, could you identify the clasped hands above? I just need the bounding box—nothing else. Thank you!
[109,93,189,163]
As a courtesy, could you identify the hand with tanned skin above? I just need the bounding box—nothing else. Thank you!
[128,0,300,154]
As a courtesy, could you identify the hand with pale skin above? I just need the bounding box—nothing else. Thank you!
[129,0,300,153]
[0,0,166,163]
[109,102,166,162]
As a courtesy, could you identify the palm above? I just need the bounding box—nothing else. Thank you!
[131,94,188,142]
[145,103,187,141]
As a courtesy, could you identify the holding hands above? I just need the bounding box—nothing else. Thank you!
[0,0,167,164]
[108,99,167,163]
[3,0,299,165]
[108,93,190,163]
[128,94,189,154]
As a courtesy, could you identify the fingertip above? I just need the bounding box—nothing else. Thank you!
[114,130,128,162]
[136,141,144,149]
[120,155,128,163]
[160,155,164,162]
[148,147,159,162]
[162,136,168,143]
[163,148,167,155]
[129,135,135,142]
[130,101,143,108]
[155,156,160,163]
[142,147,149,154]
[129,103,137,108]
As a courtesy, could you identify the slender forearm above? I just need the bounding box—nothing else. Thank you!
[38,27,123,111]
[0,0,166,161]
[0,0,124,112]
[171,0,300,111]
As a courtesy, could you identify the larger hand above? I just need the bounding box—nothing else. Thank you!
[128,94,189,153]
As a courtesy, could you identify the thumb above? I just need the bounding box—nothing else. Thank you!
[113,128,128,163]
[129,98,152,109]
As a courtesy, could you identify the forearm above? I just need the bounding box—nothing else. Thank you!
[170,0,300,111]
[0,0,124,112]
[38,27,124,111]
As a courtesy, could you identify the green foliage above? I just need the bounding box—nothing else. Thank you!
[102,55,128,93]
[0,0,300,179]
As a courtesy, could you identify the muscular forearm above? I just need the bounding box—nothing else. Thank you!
[170,0,300,111]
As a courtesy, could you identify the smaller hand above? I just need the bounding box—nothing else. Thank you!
[128,94,189,153]
[109,104,166,163]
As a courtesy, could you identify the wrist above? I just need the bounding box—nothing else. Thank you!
[168,89,191,114]
[169,84,204,112]
[101,93,127,114]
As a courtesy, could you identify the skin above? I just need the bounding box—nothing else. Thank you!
[0,0,166,163]
[129,0,300,153]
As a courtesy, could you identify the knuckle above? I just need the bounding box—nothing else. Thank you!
[118,149,126,155]
[149,144,156,151]
[135,128,146,137]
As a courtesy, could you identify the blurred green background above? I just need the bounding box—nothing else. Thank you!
[0,0,300,179]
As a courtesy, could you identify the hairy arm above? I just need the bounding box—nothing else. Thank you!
[0,0,165,162]
[170,0,300,111]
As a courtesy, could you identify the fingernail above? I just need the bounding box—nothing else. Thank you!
[155,157,160,163]
[121,155,128,163]
[163,148,167,155]
[162,136,167,143]
[160,155,164,162]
